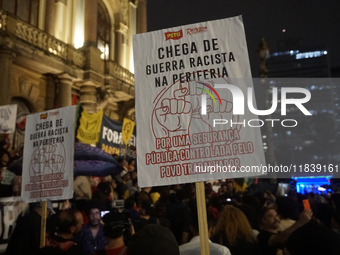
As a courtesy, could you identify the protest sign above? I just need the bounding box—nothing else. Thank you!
[133,16,266,187]
[0,104,17,134]
[21,106,76,203]
[122,118,136,145]
[77,109,103,144]
[100,115,136,157]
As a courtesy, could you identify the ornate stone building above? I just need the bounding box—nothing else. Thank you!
[0,0,146,151]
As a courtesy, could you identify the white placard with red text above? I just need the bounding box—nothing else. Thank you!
[21,106,76,203]
[133,16,265,187]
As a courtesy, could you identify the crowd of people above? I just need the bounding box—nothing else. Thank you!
[2,153,340,255]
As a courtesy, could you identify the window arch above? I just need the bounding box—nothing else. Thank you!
[1,0,39,27]
[97,2,111,60]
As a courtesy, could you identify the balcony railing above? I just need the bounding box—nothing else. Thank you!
[0,10,134,87]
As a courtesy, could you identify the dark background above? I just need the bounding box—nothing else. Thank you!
[147,0,340,77]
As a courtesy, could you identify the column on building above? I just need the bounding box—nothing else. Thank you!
[115,23,129,68]
[137,0,147,34]
[79,81,98,113]
[84,0,98,47]
[44,0,55,35]
[57,73,73,107]
[0,49,14,106]
[54,0,67,41]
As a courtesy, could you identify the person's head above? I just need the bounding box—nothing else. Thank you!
[259,206,281,233]
[285,222,340,255]
[117,157,128,168]
[122,172,131,182]
[102,211,131,240]
[142,187,152,193]
[127,224,179,255]
[138,199,154,216]
[214,205,256,245]
[276,196,298,220]
[128,158,135,171]
[86,200,104,227]
[188,209,217,238]
[55,208,83,236]
[96,182,114,201]
[1,150,10,166]
[89,208,101,226]
[226,179,234,192]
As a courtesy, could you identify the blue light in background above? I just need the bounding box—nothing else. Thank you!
[292,176,332,195]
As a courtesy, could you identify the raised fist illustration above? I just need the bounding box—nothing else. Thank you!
[154,83,193,136]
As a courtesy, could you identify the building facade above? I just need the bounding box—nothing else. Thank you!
[0,0,146,152]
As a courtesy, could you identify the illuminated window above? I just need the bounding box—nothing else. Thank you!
[1,0,39,27]
[97,2,110,60]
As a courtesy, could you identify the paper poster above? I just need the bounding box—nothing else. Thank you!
[133,16,265,187]
[21,106,76,202]
[0,104,18,134]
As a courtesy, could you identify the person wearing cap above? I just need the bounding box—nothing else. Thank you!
[5,201,55,255]
[77,200,107,255]
[97,211,132,255]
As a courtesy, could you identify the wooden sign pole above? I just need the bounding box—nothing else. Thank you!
[39,201,47,248]
[195,182,210,255]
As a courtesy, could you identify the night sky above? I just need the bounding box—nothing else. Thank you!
[147,0,340,77]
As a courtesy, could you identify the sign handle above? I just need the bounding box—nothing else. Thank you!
[40,201,47,248]
[195,182,210,255]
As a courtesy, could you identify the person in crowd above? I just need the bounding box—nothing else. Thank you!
[46,208,84,255]
[262,190,276,207]
[126,178,138,199]
[238,203,260,237]
[0,149,10,167]
[121,172,132,199]
[154,200,172,229]
[5,201,55,255]
[136,187,153,204]
[77,200,107,255]
[284,221,340,255]
[257,205,312,255]
[133,199,159,232]
[127,158,135,172]
[211,205,261,255]
[276,196,298,231]
[167,186,193,244]
[73,175,92,200]
[97,211,132,255]
[179,211,231,255]
[127,224,180,255]
[92,181,114,210]
[0,149,14,197]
